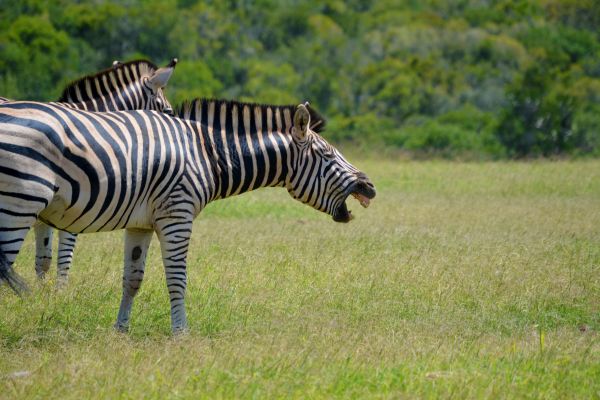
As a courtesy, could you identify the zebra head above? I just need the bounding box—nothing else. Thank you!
[142,58,178,115]
[287,103,376,223]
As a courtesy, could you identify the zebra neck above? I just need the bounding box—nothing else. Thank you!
[190,101,295,201]
[58,61,158,110]
[59,89,136,112]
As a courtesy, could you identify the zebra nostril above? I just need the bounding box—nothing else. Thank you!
[356,172,371,182]
[355,173,376,197]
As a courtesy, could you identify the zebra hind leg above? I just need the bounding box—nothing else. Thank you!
[0,224,35,295]
[155,214,193,334]
[114,229,153,333]
[57,231,77,287]
[0,247,28,295]
[34,222,54,279]
[0,183,54,294]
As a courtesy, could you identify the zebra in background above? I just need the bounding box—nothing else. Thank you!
[57,58,177,112]
[1,59,177,284]
[0,99,376,333]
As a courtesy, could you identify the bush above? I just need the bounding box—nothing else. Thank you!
[390,119,502,159]
[328,105,505,158]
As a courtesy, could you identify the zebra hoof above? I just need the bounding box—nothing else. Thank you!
[55,278,68,290]
[172,326,189,337]
[114,322,129,333]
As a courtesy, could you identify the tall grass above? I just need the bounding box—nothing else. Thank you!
[1,161,598,399]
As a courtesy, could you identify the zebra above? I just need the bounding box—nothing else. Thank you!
[1,59,177,284]
[0,99,376,333]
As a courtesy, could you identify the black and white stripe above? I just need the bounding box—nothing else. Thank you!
[57,59,176,113]
[0,99,375,333]
[1,59,176,284]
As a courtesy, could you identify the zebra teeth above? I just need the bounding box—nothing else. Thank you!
[352,193,370,208]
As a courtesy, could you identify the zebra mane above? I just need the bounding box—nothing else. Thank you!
[176,98,327,134]
[57,59,159,102]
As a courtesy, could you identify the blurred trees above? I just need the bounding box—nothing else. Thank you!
[0,0,599,158]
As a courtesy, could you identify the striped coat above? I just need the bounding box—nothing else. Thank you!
[0,99,375,333]
[1,59,177,283]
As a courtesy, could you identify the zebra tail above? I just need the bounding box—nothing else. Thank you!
[0,247,29,296]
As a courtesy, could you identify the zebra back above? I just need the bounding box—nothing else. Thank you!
[176,98,327,132]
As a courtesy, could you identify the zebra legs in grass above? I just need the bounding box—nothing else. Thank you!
[156,210,195,332]
[34,223,53,278]
[57,230,77,282]
[34,224,76,283]
[115,229,153,332]
[0,226,33,294]
[0,193,54,294]
[115,212,194,333]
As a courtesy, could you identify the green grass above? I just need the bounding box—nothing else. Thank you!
[1,160,599,399]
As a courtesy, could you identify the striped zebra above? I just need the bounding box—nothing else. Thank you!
[1,59,177,284]
[0,99,376,333]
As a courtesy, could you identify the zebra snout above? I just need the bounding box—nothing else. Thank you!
[355,173,376,198]
[357,172,375,187]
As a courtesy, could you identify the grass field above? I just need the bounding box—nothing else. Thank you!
[1,160,599,399]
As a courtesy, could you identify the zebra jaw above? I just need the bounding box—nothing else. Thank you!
[352,193,371,208]
[332,177,377,222]
[345,193,371,221]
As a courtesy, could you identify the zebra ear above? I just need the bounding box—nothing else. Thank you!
[292,104,311,140]
[148,64,175,91]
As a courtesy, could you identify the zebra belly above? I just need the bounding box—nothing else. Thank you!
[39,190,156,234]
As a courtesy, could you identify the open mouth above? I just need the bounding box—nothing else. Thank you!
[332,181,376,223]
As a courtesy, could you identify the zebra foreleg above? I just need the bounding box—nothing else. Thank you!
[156,215,193,334]
[34,222,53,279]
[114,228,153,333]
[56,231,77,286]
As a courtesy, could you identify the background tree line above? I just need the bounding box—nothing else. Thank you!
[1,0,599,158]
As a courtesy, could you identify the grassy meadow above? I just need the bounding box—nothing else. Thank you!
[0,160,599,399]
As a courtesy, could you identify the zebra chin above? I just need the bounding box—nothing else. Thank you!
[331,180,376,223]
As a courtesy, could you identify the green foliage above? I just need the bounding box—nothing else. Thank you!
[1,0,599,157]
[0,14,78,99]
[167,60,222,106]
[385,114,503,159]
[241,60,300,104]
[497,63,600,157]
